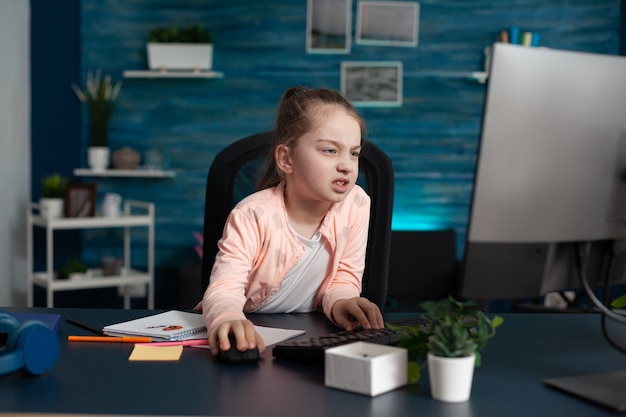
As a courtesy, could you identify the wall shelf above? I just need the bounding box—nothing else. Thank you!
[122,70,224,79]
[73,168,176,178]
[469,71,488,84]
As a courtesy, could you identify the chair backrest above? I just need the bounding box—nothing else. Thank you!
[201,131,394,308]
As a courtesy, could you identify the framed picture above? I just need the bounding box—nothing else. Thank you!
[341,61,403,107]
[306,0,351,54]
[65,183,97,218]
[356,1,420,47]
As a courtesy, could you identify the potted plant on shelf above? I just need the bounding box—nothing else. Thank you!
[71,70,123,172]
[60,258,89,280]
[40,173,68,219]
[391,296,504,403]
[147,24,213,72]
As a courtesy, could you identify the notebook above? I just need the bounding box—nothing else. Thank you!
[103,310,208,341]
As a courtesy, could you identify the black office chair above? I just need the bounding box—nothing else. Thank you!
[201,131,394,309]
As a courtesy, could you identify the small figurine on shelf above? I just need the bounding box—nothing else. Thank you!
[112,147,141,170]
[101,193,122,218]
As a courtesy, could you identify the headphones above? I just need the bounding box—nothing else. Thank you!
[0,312,60,376]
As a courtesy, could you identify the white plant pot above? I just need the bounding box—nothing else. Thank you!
[39,198,64,219]
[147,43,213,71]
[88,147,110,171]
[428,352,476,403]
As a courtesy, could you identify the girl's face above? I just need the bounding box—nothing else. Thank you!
[278,107,362,207]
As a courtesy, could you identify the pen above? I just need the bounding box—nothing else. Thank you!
[135,339,209,347]
[66,318,105,336]
[68,335,152,343]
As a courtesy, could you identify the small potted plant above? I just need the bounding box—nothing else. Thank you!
[71,70,123,171]
[60,258,89,280]
[40,173,68,219]
[391,296,504,402]
[146,24,213,72]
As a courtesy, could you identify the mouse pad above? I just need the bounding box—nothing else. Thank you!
[544,370,626,412]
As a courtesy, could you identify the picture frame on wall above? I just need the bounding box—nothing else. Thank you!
[306,0,351,54]
[356,1,420,47]
[65,183,97,218]
[340,61,403,107]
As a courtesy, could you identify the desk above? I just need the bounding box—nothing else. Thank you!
[1,308,625,417]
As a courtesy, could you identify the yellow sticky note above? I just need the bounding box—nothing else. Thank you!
[129,345,183,361]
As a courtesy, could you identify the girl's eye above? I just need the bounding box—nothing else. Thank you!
[351,151,361,158]
[323,148,336,154]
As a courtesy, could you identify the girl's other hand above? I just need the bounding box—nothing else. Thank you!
[331,297,385,331]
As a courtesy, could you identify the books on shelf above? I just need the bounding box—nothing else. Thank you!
[103,310,207,341]
[498,26,540,47]
[479,26,541,76]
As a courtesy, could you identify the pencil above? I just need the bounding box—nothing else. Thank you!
[66,317,105,336]
[68,335,153,343]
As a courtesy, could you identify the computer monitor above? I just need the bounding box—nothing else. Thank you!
[458,43,626,412]
[459,43,626,302]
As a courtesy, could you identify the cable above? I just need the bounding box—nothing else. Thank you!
[601,313,626,354]
[575,242,626,325]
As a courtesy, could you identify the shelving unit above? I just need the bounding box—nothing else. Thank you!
[73,168,176,178]
[26,200,155,309]
[122,70,224,79]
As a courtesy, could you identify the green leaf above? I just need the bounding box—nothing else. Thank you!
[491,315,504,328]
[611,293,626,308]
[407,361,421,384]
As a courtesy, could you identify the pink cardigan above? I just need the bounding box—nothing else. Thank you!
[201,182,371,331]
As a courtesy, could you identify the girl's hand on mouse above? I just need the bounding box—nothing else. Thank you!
[209,319,266,355]
[331,297,385,331]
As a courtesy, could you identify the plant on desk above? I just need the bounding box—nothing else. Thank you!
[390,296,504,402]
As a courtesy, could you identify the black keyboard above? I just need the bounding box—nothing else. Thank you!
[272,316,429,363]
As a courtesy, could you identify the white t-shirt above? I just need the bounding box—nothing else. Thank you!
[255,228,330,313]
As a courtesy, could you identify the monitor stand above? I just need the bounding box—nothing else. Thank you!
[544,370,626,412]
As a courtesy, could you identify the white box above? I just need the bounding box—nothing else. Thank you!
[325,342,408,396]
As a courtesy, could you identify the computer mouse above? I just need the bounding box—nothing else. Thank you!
[216,333,260,365]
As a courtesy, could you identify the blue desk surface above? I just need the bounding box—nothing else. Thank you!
[1,307,625,417]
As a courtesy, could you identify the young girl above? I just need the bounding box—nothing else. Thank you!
[202,86,384,356]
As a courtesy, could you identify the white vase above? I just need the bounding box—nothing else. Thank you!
[39,198,64,219]
[427,352,476,403]
[88,146,110,171]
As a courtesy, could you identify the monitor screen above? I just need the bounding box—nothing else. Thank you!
[459,43,626,300]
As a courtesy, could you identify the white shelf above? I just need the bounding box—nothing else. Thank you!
[123,70,224,79]
[27,201,155,309]
[33,268,151,291]
[73,168,176,178]
[30,213,152,229]
[469,71,488,84]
